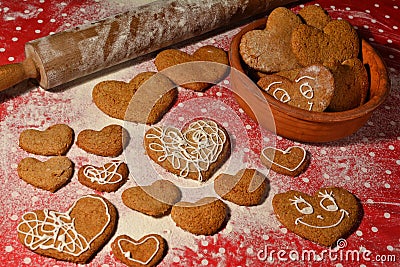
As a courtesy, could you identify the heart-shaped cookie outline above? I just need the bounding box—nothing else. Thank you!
[92,72,178,125]
[171,197,228,235]
[291,19,360,66]
[17,194,117,263]
[257,65,335,111]
[78,160,129,192]
[112,234,165,266]
[144,119,231,182]
[122,180,181,217]
[154,45,229,92]
[261,146,306,172]
[19,124,74,156]
[272,187,362,247]
[76,124,127,157]
[17,156,74,192]
[239,7,302,73]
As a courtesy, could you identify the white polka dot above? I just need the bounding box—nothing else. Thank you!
[201,240,208,246]
[37,19,43,23]
[280,228,288,234]
[173,256,180,263]
[387,245,394,251]
[16,26,21,30]
[219,247,225,254]
[393,26,398,30]
[220,106,226,111]
[223,80,229,85]
[363,25,369,29]
[12,37,18,42]
[385,15,391,19]
[356,230,363,236]
[216,92,222,97]
[0,48,5,52]
[23,258,32,264]
[5,246,13,252]
[32,196,39,203]
[385,183,391,189]
[336,264,343,267]
[243,148,250,153]
[361,167,368,173]
[50,18,56,23]
[345,176,351,181]
[389,145,395,150]
[371,19,377,23]
[374,3,380,7]
[388,39,393,44]
[302,178,309,183]
[201,108,207,113]
[340,147,346,152]
[386,170,392,175]
[320,149,327,155]
[396,160,400,165]
[378,29,384,33]
[369,38,375,42]
[245,125,252,130]
[197,92,204,97]
[35,29,41,33]
[247,247,254,254]
[238,108,244,113]
[243,228,251,234]
[369,152,375,157]
[102,265,109,267]
[10,214,18,221]
[262,235,269,240]
[323,174,330,179]
[348,15,354,19]
[8,57,15,62]
[371,227,378,233]
[364,182,371,188]
[201,259,208,266]
[384,213,391,219]
[366,199,374,204]
[178,117,184,122]
[24,9,30,14]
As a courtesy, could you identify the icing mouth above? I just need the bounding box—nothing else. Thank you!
[295,209,349,229]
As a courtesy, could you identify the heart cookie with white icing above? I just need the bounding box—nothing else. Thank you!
[17,194,118,263]
[17,156,74,192]
[272,187,362,247]
[257,65,335,111]
[111,234,167,267]
[78,160,129,192]
[144,119,231,182]
[261,146,309,177]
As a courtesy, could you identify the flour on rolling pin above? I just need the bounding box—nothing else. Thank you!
[6,0,298,90]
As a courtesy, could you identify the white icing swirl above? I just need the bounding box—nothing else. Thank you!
[83,160,124,185]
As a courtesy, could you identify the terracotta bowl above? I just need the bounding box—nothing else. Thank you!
[229,17,390,143]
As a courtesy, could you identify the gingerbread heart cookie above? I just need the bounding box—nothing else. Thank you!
[257,65,335,111]
[92,72,177,124]
[111,234,167,267]
[239,7,302,73]
[17,194,118,263]
[154,45,229,91]
[272,187,362,247]
[261,146,309,177]
[122,180,181,217]
[291,19,360,66]
[78,160,129,192]
[76,124,127,157]
[325,58,369,111]
[214,169,269,206]
[144,119,231,182]
[19,124,74,156]
[171,197,227,235]
[17,156,74,192]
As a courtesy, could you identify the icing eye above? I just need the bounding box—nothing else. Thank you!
[290,196,314,215]
[319,191,339,212]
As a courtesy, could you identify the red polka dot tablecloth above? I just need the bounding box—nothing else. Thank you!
[0,0,399,266]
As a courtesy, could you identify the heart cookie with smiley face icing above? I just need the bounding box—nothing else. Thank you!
[257,65,335,112]
[273,187,362,247]
[144,119,231,182]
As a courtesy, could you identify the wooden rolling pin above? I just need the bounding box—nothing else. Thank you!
[0,0,297,91]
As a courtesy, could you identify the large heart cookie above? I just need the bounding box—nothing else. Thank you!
[239,7,302,73]
[291,19,360,66]
[171,197,227,235]
[111,234,167,267]
[19,124,74,156]
[122,180,181,217]
[144,119,231,182]
[17,194,118,263]
[257,65,335,111]
[261,146,309,177]
[214,169,269,206]
[76,124,126,157]
[273,187,362,247]
[92,72,177,124]
[78,160,129,192]
[17,156,74,192]
[325,58,369,111]
[154,45,229,91]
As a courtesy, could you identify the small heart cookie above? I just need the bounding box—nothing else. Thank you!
[122,180,181,217]
[144,119,231,182]
[78,160,129,192]
[154,45,229,91]
[17,156,74,192]
[239,7,302,73]
[257,65,335,111]
[111,234,167,267]
[171,197,227,235]
[214,169,269,206]
[272,187,362,247]
[261,146,309,177]
[17,194,118,263]
[19,124,74,156]
[291,19,360,66]
[76,124,126,157]
[325,58,369,111]
[92,72,177,124]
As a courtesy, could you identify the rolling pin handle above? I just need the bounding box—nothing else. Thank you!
[0,58,38,92]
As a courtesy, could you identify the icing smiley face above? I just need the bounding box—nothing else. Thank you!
[273,187,362,247]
